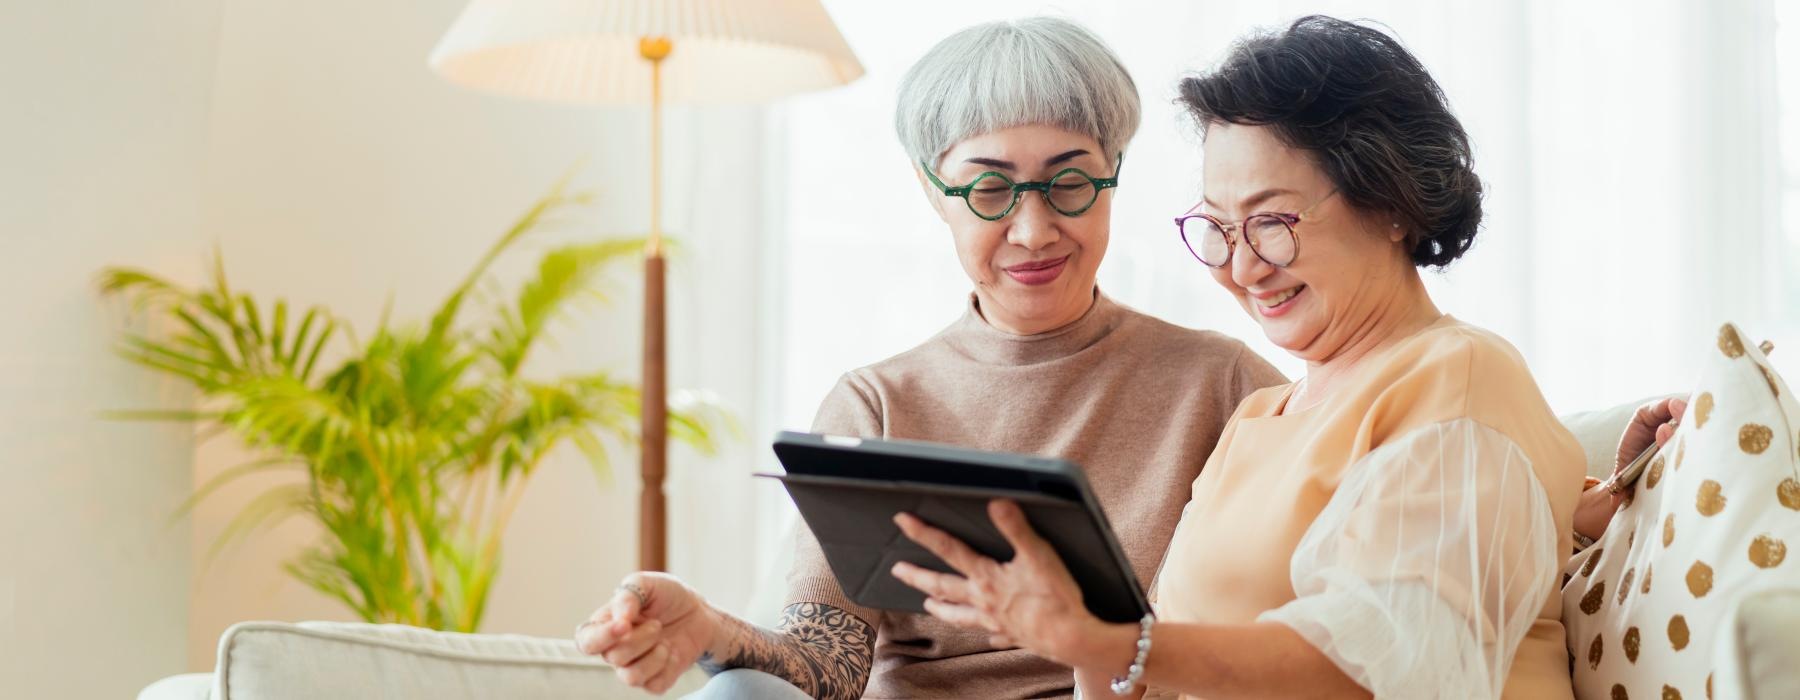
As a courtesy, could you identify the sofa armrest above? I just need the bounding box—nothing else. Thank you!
[137,673,214,700]
[210,621,704,699]
[1714,587,1800,699]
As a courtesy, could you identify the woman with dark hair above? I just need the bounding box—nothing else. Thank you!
[888,16,1668,699]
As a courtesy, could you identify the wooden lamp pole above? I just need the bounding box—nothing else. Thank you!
[429,0,864,578]
[638,36,670,572]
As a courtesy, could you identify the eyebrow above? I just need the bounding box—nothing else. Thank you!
[964,149,1092,171]
[1202,187,1299,214]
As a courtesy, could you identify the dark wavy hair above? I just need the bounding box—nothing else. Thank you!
[1179,15,1483,268]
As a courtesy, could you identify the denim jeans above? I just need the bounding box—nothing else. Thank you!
[681,668,814,700]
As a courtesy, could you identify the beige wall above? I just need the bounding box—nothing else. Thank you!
[4,0,780,692]
[1,1,223,697]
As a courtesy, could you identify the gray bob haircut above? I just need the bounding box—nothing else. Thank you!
[895,17,1141,169]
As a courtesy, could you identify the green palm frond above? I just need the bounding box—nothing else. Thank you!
[426,172,591,344]
[486,238,644,375]
[100,176,733,632]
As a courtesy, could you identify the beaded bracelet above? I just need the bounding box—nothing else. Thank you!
[1108,613,1155,695]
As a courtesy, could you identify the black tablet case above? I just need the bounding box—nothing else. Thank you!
[768,431,1150,624]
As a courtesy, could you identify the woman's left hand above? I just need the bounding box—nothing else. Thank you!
[890,499,1106,666]
[1573,396,1688,540]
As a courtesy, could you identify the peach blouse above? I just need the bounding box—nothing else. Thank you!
[1155,317,1586,699]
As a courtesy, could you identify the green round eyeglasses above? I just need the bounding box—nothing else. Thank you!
[921,156,1123,221]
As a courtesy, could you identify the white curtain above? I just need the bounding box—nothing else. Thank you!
[743,0,1797,619]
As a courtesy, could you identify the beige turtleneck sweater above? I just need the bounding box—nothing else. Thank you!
[785,292,1285,699]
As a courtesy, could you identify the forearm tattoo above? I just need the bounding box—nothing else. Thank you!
[698,602,875,700]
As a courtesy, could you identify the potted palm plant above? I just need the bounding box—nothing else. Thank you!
[98,181,725,632]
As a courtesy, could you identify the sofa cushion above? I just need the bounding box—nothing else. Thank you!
[1561,323,1800,700]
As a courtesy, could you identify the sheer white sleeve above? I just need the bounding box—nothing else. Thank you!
[1257,419,1559,700]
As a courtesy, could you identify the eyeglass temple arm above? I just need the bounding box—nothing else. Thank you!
[1093,153,1124,189]
[919,160,972,196]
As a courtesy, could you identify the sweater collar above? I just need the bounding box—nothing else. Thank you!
[947,288,1127,366]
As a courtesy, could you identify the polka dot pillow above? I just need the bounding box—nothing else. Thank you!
[1562,324,1800,700]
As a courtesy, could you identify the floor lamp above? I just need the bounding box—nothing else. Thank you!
[428,0,862,571]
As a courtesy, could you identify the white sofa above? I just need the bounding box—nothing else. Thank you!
[140,401,1800,699]
[138,620,708,700]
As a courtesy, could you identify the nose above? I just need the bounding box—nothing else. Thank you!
[1005,193,1061,252]
[1229,238,1274,289]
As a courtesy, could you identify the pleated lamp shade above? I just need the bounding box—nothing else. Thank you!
[429,0,864,104]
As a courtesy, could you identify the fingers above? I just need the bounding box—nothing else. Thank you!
[923,597,993,630]
[577,573,666,655]
[575,606,625,655]
[894,512,990,575]
[615,641,672,689]
[988,500,1057,563]
[644,649,692,695]
[1636,399,1674,426]
[579,605,613,632]
[1615,398,1679,476]
[601,618,665,667]
[988,634,1016,649]
[890,561,973,603]
[611,574,649,623]
[1659,397,1688,443]
[1651,396,1688,445]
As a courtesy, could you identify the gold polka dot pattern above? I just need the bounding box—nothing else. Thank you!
[1719,325,1745,358]
[1779,478,1800,511]
[1748,534,1786,569]
[1582,580,1608,614]
[1696,480,1727,516]
[1739,423,1773,455]
[1582,547,1605,576]
[1686,562,1713,598]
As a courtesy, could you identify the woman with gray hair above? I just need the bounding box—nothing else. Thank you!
[576,17,1282,699]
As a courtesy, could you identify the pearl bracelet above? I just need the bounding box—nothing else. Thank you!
[1108,613,1155,695]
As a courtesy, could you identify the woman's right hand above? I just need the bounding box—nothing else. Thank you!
[574,572,723,695]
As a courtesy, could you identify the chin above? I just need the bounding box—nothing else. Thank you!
[1243,306,1318,356]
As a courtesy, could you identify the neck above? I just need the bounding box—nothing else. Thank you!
[974,287,1098,336]
[1299,272,1441,407]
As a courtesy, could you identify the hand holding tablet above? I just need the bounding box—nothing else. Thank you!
[765,431,1150,624]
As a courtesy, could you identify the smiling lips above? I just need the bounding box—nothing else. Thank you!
[1251,284,1306,317]
[1004,255,1069,286]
